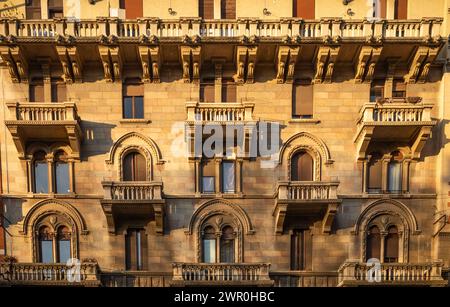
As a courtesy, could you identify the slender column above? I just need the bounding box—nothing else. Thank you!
[195,159,201,196]
[46,154,54,194]
[215,158,221,195]
[236,159,243,195]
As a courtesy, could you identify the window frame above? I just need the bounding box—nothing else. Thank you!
[201,224,236,263]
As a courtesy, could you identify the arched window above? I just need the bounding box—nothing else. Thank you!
[55,151,70,194]
[291,151,313,181]
[34,151,49,194]
[123,152,146,181]
[388,151,403,193]
[57,226,72,264]
[366,226,381,261]
[367,153,382,193]
[202,226,216,263]
[384,226,399,263]
[220,226,235,263]
[38,226,54,263]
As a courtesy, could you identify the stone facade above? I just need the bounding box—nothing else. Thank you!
[0,0,450,287]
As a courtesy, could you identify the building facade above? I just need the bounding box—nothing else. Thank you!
[0,0,449,287]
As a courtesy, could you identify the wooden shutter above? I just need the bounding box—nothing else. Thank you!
[125,230,137,270]
[26,0,42,19]
[221,0,236,19]
[201,82,215,102]
[30,80,44,102]
[134,153,147,181]
[379,0,387,18]
[384,226,399,262]
[368,154,382,191]
[395,0,408,19]
[366,226,381,260]
[123,153,134,181]
[124,83,144,97]
[200,0,214,19]
[222,80,236,103]
[48,0,63,18]
[291,152,313,181]
[393,79,406,97]
[293,0,315,19]
[293,82,313,117]
[139,229,148,270]
[121,0,143,19]
[52,83,67,102]
[202,160,215,177]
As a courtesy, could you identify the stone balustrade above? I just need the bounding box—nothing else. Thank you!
[0,261,100,286]
[102,181,163,201]
[0,18,442,40]
[186,101,255,123]
[277,181,339,201]
[338,260,447,286]
[6,102,79,122]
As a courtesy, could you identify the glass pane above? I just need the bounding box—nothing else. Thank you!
[203,239,216,263]
[202,177,215,193]
[222,162,235,193]
[123,97,133,119]
[40,240,54,263]
[388,162,402,192]
[55,162,70,194]
[134,96,144,119]
[220,239,235,263]
[58,240,71,263]
[34,162,49,193]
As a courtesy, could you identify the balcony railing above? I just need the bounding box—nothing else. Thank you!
[338,261,447,286]
[0,261,100,286]
[100,271,172,287]
[271,271,338,287]
[277,181,339,201]
[102,181,163,201]
[171,263,272,285]
[0,18,442,40]
[357,98,433,127]
[6,102,79,122]
[186,101,255,123]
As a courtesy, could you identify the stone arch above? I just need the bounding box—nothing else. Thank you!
[279,132,333,181]
[25,142,74,160]
[186,199,254,263]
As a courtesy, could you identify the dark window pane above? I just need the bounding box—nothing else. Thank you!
[366,226,381,260]
[34,162,49,193]
[222,162,235,193]
[134,96,144,119]
[291,152,314,181]
[123,97,133,119]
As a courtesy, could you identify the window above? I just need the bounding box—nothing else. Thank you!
[123,152,146,181]
[55,151,70,194]
[123,83,144,119]
[38,226,54,263]
[394,0,408,19]
[384,226,399,263]
[220,226,235,263]
[366,226,381,260]
[48,0,64,18]
[202,226,216,263]
[291,229,312,270]
[202,160,215,193]
[222,161,235,193]
[120,0,143,19]
[292,81,313,119]
[51,79,67,102]
[125,229,147,270]
[26,0,42,19]
[200,80,215,103]
[367,153,382,193]
[293,0,315,19]
[372,0,386,18]
[221,0,236,19]
[199,0,215,19]
[291,151,313,181]
[370,80,384,102]
[34,151,49,194]
[30,78,44,102]
[387,151,403,193]
[57,226,71,264]
[392,79,406,98]
[221,79,236,103]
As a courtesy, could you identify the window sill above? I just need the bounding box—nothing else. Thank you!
[288,118,321,124]
[119,119,151,124]
[28,193,77,198]
[196,192,243,198]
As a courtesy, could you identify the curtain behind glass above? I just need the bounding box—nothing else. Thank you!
[55,162,70,193]
[388,162,402,192]
[34,162,49,193]
[202,239,216,263]
[222,162,235,193]
[40,240,53,263]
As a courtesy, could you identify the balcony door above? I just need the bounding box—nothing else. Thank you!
[26,0,42,19]
[123,152,146,181]
[291,151,313,181]
[394,0,408,19]
[221,0,236,19]
[120,0,143,19]
[293,0,315,19]
[199,0,214,19]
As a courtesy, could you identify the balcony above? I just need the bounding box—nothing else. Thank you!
[4,102,82,159]
[186,101,255,124]
[354,98,436,160]
[100,181,165,235]
[273,181,341,234]
[170,263,273,286]
[270,271,338,287]
[0,261,100,286]
[0,18,442,41]
[338,260,447,287]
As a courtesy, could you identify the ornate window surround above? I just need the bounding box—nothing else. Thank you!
[353,199,420,263]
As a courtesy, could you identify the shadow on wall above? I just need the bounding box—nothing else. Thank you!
[420,118,450,160]
[2,198,25,226]
[79,120,116,161]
